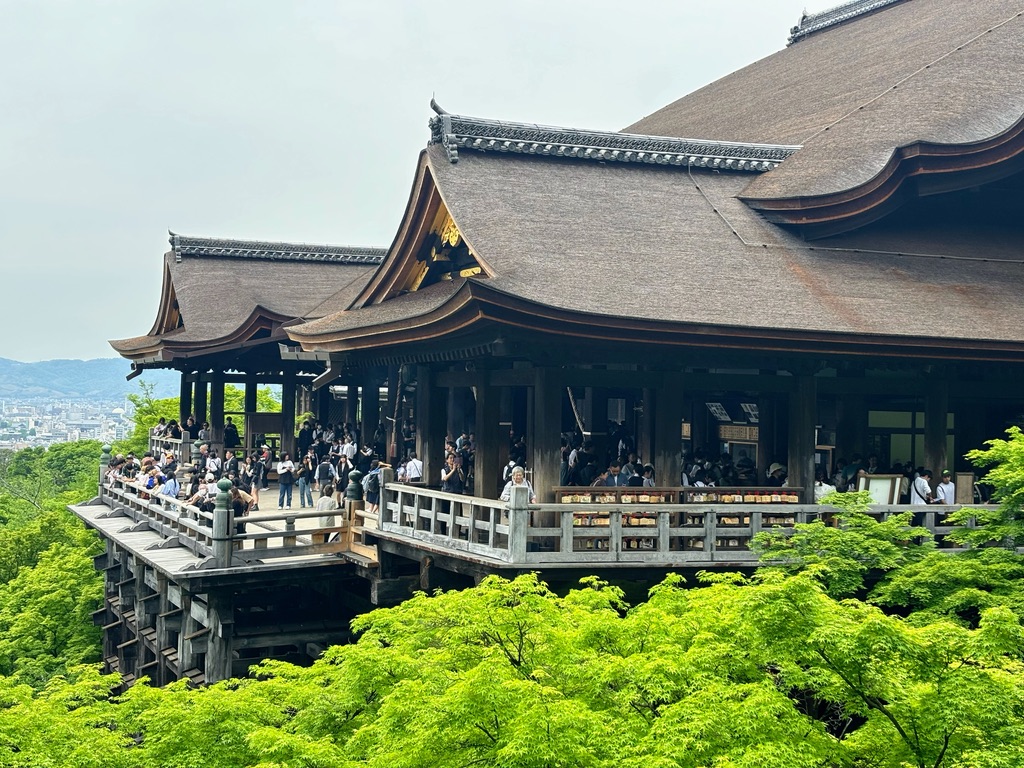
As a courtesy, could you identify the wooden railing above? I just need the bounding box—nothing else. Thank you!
[148,430,191,464]
[379,484,975,567]
[99,478,353,569]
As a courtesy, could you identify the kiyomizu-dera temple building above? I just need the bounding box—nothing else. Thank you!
[81,0,1024,685]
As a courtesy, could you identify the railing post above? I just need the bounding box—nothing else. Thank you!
[212,478,233,568]
[191,439,202,467]
[509,485,530,563]
[704,509,717,562]
[99,444,111,501]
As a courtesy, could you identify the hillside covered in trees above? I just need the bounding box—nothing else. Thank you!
[4,431,1024,767]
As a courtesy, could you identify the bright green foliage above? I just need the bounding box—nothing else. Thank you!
[4,572,1024,767]
[0,666,137,768]
[872,548,1024,626]
[947,426,1024,547]
[0,441,104,689]
[0,542,103,684]
[752,490,933,597]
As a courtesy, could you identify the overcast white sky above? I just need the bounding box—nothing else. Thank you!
[1,0,834,362]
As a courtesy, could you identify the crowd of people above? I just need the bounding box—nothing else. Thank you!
[140,415,961,510]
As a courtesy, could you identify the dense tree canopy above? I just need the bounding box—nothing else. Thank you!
[2,432,1024,766]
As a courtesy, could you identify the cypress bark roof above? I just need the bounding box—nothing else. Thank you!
[110,236,383,361]
[627,0,1024,202]
[286,145,1024,359]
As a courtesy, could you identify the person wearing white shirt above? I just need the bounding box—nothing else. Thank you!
[935,470,956,504]
[406,452,424,483]
[910,469,934,504]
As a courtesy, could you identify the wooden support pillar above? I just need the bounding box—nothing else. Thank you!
[475,372,502,498]
[386,366,401,464]
[836,393,868,467]
[179,375,193,425]
[344,379,358,426]
[531,368,563,503]
[204,589,233,684]
[316,383,332,425]
[360,373,381,456]
[416,365,447,487]
[691,395,711,458]
[955,399,987,473]
[209,373,225,451]
[281,373,297,459]
[787,375,817,504]
[193,379,208,426]
[640,387,655,465]
[757,396,776,484]
[924,380,949,481]
[652,374,684,488]
[584,387,610,466]
[244,375,258,454]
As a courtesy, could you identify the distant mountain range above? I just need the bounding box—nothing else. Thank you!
[0,358,179,401]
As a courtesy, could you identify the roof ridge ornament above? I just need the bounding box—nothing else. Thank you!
[167,231,387,265]
[788,0,908,45]
[427,111,800,172]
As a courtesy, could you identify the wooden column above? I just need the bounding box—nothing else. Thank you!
[787,375,817,504]
[836,393,868,467]
[640,387,655,464]
[652,374,683,489]
[416,365,447,487]
[360,373,380,455]
[204,589,233,684]
[179,374,193,425]
[209,373,225,451]
[244,375,258,454]
[475,372,502,498]
[193,378,208,426]
[531,368,563,503]
[756,396,776,483]
[281,372,297,459]
[386,366,401,464]
[924,380,949,481]
[316,383,332,425]
[344,379,359,426]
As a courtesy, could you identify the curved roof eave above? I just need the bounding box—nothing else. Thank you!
[286,276,1024,364]
[741,108,1024,236]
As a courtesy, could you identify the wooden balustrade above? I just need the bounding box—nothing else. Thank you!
[100,478,355,568]
[379,483,975,567]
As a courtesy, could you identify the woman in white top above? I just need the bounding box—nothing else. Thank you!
[499,466,536,504]
[277,453,296,509]
[315,484,339,543]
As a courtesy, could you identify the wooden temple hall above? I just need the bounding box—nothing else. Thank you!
[74,0,1024,685]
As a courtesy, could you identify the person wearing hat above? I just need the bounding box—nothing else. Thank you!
[935,470,956,504]
[910,469,934,504]
[766,462,788,487]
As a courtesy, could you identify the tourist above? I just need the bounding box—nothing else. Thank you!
[910,469,934,504]
[315,484,338,543]
[223,416,240,450]
[406,451,424,483]
[440,453,465,494]
[206,448,222,479]
[603,461,628,487]
[296,452,314,508]
[230,486,253,538]
[152,417,167,437]
[363,459,385,514]
[766,463,787,488]
[277,453,296,508]
[813,469,837,501]
[500,465,536,504]
[935,470,956,504]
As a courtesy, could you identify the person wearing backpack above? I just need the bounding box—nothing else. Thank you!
[363,459,384,514]
[316,456,336,491]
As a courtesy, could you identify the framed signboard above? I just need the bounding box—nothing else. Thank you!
[856,474,903,505]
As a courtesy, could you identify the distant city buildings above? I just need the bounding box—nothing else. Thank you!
[0,398,133,450]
